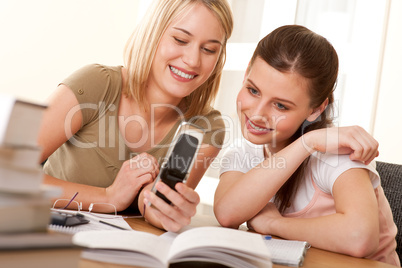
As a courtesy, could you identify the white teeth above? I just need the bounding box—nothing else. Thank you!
[249,120,269,131]
[170,66,195,79]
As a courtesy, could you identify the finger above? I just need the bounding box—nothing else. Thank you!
[130,153,159,172]
[337,133,363,161]
[362,149,379,165]
[355,126,379,159]
[128,174,153,193]
[175,183,200,205]
[139,153,160,173]
[343,128,371,162]
[156,182,198,217]
[348,127,379,163]
[144,188,191,226]
[128,160,159,179]
[136,173,154,185]
[145,205,183,232]
[352,127,377,161]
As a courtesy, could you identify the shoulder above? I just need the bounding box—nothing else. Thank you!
[189,108,226,147]
[61,64,122,101]
[189,108,225,130]
[61,64,123,123]
[309,153,380,194]
[62,64,121,89]
[219,138,264,175]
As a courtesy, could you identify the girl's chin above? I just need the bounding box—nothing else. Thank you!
[241,130,288,150]
[241,131,271,145]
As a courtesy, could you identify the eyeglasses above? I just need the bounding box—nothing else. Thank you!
[52,192,141,219]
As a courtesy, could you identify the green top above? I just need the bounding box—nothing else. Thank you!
[44,64,225,187]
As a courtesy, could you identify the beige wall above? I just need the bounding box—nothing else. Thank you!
[373,0,402,165]
[0,0,140,103]
[0,0,400,167]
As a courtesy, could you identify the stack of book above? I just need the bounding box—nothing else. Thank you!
[0,93,60,233]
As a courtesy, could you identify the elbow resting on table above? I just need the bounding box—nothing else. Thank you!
[216,216,240,229]
[341,228,379,258]
[214,206,242,229]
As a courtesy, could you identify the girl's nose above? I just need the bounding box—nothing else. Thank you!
[250,103,271,125]
[254,102,269,118]
[182,45,201,68]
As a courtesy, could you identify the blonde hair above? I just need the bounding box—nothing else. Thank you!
[123,0,233,118]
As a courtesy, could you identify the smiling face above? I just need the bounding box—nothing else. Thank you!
[237,57,317,153]
[147,3,225,104]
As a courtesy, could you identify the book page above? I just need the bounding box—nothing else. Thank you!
[73,230,171,265]
[167,227,271,266]
[82,249,164,268]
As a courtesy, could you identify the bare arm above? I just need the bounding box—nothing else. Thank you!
[38,85,82,163]
[214,136,311,228]
[39,85,105,209]
[39,85,156,212]
[214,126,379,228]
[248,168,379,258]
[139,144,220,232]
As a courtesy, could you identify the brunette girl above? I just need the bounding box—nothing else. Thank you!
[214,25,399,265]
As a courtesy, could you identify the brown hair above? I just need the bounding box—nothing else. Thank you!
[123,0,233,119]
[249,25,339,213]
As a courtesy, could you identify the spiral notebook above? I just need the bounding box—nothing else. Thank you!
[263,237,310,267]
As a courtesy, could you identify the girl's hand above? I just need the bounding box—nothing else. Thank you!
[106,153,159,211]
[143,182,200,232]
[303,126,379,164]
[247,202,282,234]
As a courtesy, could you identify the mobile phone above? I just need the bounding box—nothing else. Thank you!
[150,122,205,204]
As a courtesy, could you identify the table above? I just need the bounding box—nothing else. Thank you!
[0,212,396,268]
[79,214,396,268]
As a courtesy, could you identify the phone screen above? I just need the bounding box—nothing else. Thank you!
[165,133,199,180]
[156,134,199,203]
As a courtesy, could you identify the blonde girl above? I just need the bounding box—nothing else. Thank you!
[40,0,233,232]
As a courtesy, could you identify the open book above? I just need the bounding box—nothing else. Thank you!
[73,226,272,268]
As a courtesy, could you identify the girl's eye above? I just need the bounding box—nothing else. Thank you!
[247,87,259,96]
[174,37,187,45]
[202,47,217,54]
[275,103,288,110]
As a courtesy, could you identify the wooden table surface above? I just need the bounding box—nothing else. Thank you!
[78,213,396,268]
[0,210,396,268]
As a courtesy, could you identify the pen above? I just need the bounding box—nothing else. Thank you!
[263,235,272,240]
[98,219,129,230]
[62,192,79,209]
[77,213,130,231]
